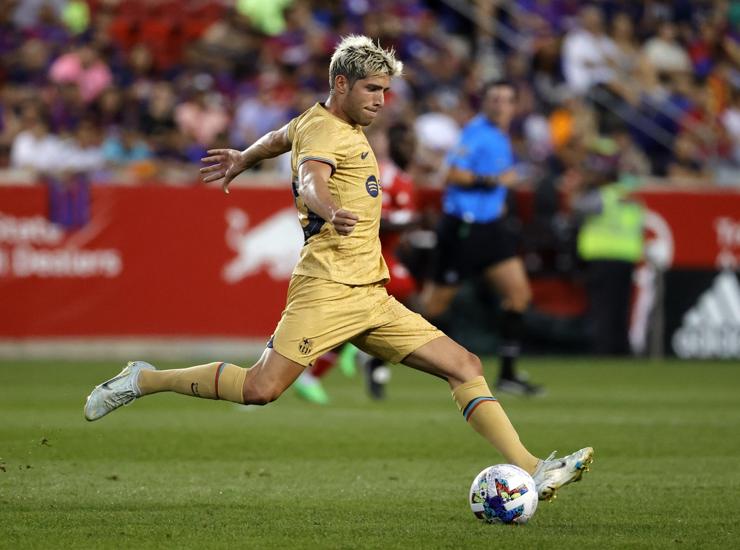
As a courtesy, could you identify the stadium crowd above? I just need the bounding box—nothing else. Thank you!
[1,0,739,187]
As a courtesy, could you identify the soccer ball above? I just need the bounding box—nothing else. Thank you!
[469,464,538,524]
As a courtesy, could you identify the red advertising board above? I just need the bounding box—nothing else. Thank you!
[635,188,740,270]
[2,185,739,338]
[0,185,299,337]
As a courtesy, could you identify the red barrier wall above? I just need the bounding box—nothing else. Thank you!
[0,185,298,337]
[2,185,739,338]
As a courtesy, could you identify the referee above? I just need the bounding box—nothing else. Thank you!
[422,79,544,396]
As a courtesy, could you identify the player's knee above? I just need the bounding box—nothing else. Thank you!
[243,382,283,406]
[459,351,483,380]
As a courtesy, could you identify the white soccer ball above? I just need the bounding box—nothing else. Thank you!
[469,464,538,524]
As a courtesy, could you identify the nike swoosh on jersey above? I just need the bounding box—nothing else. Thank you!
[361,151,369,159]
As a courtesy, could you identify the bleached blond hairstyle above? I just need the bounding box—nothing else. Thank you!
[328,35,403,92]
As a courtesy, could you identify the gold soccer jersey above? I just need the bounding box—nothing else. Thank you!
[287,103,389,285]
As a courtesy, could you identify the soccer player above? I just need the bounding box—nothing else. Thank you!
[422,80,544,397]
[293,122,422,403]
[84,36,591,502]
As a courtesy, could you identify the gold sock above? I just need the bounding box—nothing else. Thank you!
[452,376,539,473]
[138,362,247,404]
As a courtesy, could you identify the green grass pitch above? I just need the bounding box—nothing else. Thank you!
[1,357,738,549]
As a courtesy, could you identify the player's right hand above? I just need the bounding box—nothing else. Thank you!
[330,208,359,236]
[200,149,247,194]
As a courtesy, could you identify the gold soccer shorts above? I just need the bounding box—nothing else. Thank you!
[269,275,444,367]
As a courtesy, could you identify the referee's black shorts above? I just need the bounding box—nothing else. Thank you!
[432,213,519,285]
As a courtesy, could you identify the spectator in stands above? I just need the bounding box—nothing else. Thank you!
[608,12,647,105]
[63,117,105,177]
[94,87,127,128]
[13,0,65,29]
[139,81,179,159]
[0,90,20,167]
[118,44,157,100]
[7,38,51,89]
[102,127,152,168]
[721,88,740,166]
[530,34,568,110]
[61,0,90,36]
[680,80,733,166]
[47,81,86,135]
[666,133,712,184]
[193,7,260,78]
[18,0,69,54]
[642,21,692,76]
[174,83,229,148]
[0,1,23,66]
[0,0,734,189]
[10,102,65,174]
[49,43,112,104]
[230,79,290,151]
[561,5,619,96]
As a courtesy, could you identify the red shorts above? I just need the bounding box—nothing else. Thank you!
[384,254,418,304]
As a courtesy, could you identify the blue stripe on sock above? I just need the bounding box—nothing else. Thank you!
[462,396,497,421]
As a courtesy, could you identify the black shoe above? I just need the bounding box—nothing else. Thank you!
[495,375,546,397]
[365,359,390,400]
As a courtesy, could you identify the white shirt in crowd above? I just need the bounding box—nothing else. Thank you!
[562,29,619,95]
[642,37,692,74]
[721,106,740,164]
[11,130,105,175]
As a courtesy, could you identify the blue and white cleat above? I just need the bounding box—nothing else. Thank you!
[532,447,594,501]
[84,361,155,421]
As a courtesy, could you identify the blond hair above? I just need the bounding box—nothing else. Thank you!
[328,35,403,91]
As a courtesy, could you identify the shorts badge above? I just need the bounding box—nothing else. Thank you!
[299,337,313,355]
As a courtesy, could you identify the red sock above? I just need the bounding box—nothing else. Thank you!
[311,351,338,378]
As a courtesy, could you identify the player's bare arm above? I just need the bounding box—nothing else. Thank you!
[446,166,519,188]
[200,123,292,194]
[298,159,358,236]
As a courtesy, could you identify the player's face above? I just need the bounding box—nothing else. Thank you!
[483,85,517,128]
[345,74,391,126]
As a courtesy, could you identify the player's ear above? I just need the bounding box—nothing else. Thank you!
[334,74,348,95]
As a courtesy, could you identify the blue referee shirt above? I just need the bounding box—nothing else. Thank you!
[445,114,513,223]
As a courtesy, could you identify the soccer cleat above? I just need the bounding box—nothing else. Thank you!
[84,361,155,421]
[532,447,594,501]
[495,375,546,397]
[293,376,330,405]
[337,344,358,377]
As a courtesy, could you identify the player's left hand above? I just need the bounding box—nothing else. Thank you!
[330,208,359,236]
[200,149,247,194]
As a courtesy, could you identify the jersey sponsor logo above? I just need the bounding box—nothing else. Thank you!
[222,208,303,283]
[365,175,380,198]
[361,151,369,160]
[672,270,740,358]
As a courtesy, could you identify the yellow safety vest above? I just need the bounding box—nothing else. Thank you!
[577,185,644,262]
